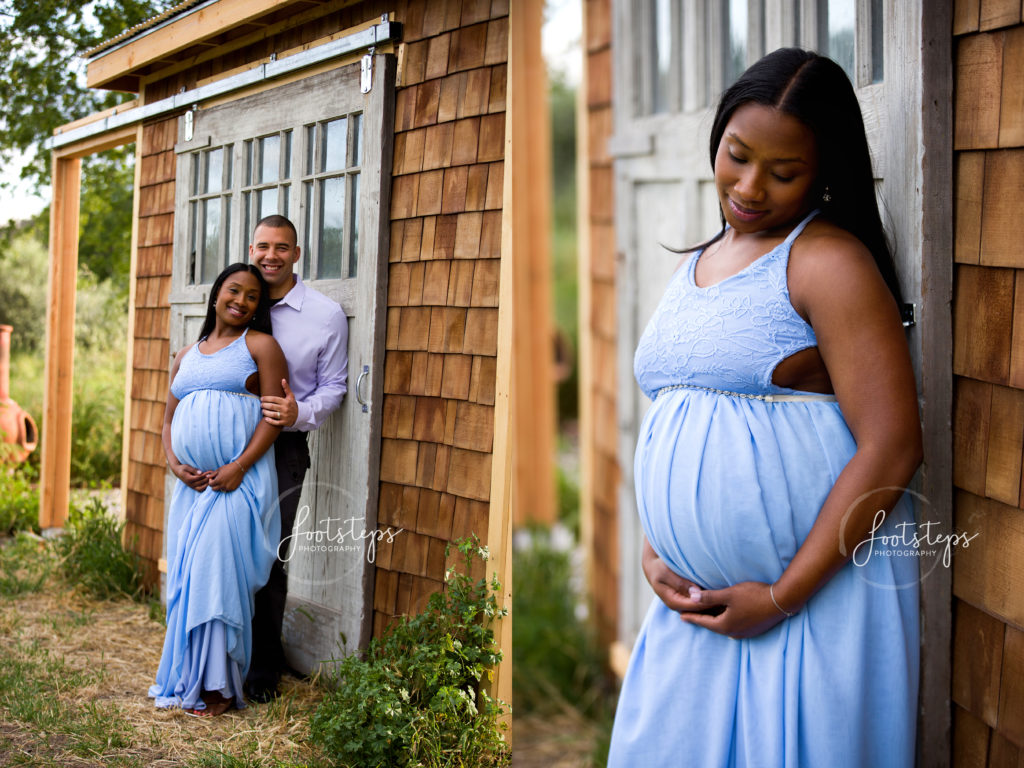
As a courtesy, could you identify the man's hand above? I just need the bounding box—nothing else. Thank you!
[262,379,297,427]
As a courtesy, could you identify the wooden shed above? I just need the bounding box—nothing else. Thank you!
[40,0,559,705]
[578,0,1019,765]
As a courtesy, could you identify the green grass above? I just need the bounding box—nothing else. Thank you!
[53,496,145,600]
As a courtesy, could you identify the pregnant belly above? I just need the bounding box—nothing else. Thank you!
[171,391,261,472]
[633,391,855,588]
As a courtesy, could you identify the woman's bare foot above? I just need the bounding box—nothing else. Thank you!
[194,690,233,716]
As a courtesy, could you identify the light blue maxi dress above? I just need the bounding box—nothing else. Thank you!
[149,330,280,711]
[607,211,919,767]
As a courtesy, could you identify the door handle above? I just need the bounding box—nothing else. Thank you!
[356,365,369,413]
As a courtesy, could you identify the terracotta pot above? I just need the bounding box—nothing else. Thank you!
[0,324,38,464]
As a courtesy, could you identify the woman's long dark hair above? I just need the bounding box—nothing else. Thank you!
[197,263,273,342]
[698,47,903,306]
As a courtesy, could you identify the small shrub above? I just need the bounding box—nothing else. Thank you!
[310,536,510,768]
[0,465,40,534]
[0,531,52,597]
[53,497,144,600]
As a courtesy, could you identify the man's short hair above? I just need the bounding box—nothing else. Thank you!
[253,214,298,246]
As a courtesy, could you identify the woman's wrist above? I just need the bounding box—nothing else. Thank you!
[232,459,247,473]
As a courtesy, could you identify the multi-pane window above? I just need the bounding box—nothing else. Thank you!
[301,113,363,280]
[242,131,293,247]
[634,0,884,118]
[183,112,363,285]
[188,145,233,284]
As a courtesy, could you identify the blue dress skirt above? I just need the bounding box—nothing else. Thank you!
[149,331,280,711]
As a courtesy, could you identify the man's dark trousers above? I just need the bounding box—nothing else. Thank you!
[246,431,309,697]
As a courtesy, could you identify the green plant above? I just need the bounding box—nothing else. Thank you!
[310,537,510,768]
[0,530,52,596]
[53,497,145,600]
[0,464,40,534]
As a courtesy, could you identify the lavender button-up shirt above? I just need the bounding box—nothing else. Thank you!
[271,274,348,432]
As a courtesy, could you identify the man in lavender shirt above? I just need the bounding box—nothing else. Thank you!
[245,214,348,702]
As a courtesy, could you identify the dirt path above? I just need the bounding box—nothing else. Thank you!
[0,577,321,766]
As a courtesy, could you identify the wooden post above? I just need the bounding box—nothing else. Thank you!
[119,125,145,523]
[508,0,556,528]
[40,154,82,529]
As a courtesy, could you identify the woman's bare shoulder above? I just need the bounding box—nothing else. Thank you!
[244,329,284,356]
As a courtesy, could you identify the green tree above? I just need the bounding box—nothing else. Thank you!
[0,1,164,285]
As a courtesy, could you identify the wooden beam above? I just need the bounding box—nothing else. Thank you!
[53,123,140,161]
[40,155,81,529]
[508,0,556,528]
[87,0,298,89]
[120,125,145,524]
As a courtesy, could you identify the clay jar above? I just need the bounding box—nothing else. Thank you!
[0,324,38,464]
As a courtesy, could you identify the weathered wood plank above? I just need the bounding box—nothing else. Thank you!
[1009,272,1024,390]
[985,384,1024,505]
[953,704,991,767]
[954,377,992,496]
[955,152,985,265]
[953,599,1006,726]
[979,0,1021,29]
[955,34,1004,150]
[997,624,1024,747]
[999,26,1024,146]
[954,489,1024,628]
[953,265,1013,383]
[981,149,1024,267]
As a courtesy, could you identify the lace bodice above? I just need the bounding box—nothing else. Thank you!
[633,210,819,400]
[171,330,259,400]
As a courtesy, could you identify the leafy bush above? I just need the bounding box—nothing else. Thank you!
[0,465,39,534]
[512,528,610,719]
[0,531,52,597]
[53,497,144,600]
[310,537,510,768]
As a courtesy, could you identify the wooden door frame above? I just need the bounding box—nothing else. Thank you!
[41,123,142,529]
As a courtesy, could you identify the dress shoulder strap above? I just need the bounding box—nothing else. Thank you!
[782,208,821,248]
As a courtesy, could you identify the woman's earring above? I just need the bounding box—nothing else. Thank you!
[822,186,832,203]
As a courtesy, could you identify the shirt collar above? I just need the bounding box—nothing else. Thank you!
[276,273,306,310]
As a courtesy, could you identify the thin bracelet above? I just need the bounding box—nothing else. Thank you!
[232,460,247,474]
[769,583,795,618]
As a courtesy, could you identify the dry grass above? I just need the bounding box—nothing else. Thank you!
[0,563,325,767]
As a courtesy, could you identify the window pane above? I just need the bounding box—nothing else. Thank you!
[727,0,748,85]
[305,125,315,175]
[302,181,312,280]
[258,187,278,220]
[348,174,360,278]
[827,0,855,80]
[284,130,292,178]
[871,0,884,82]
[191,153,199,196]
[259,135,281,183]
[201,198,221,284]
[189,200,198,283]
[243,191,251,250]
[318,177,345,279]
[245,140,253,185]
[351,114,362,166]
[281,184,290,218]
[224,198,232,268]
[322,118,348,172]
[205,147,223,193]
[652,0,673,114]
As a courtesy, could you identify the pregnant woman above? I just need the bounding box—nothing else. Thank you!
[608,48,922,767]
[150,263,288,716]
